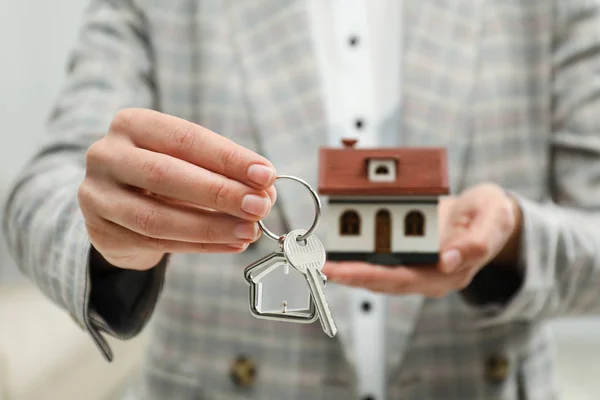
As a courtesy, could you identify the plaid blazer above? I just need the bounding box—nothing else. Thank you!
[4,0,600,399]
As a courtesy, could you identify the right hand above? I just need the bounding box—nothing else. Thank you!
[78,108,277,270]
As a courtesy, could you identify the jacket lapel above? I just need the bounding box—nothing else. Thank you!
[226,0,325,231]
[402,0,486,192]
[227,0,486,374]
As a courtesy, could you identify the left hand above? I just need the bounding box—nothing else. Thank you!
[322,183,523,297]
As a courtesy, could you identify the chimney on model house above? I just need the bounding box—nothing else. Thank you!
[341,138,358,148]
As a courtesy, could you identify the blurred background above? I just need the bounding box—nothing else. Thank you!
[1,2,600,400]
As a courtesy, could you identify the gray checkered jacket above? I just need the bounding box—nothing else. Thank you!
[4,0,600,399]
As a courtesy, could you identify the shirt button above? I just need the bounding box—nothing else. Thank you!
[361,301,372,312]
[230,355,257,387]
[485,354,510,384]
[355,119,365,130]
[348,35,360,46]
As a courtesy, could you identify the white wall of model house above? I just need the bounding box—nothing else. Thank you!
[326,200,439,253]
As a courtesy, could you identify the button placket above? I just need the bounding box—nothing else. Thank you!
[333,0,374,147]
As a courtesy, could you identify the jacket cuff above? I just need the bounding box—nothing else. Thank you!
[460,192,555,325]
[88,248,168,339]
[66,210,166,362]
[60,210,114,361]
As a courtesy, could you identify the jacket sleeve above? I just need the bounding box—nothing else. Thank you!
[463,0,600,326]
[2,0,165,362]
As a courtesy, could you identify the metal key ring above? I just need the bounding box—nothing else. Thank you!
[258,175,321,243]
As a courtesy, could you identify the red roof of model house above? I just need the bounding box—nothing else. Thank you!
[318,139,450,196]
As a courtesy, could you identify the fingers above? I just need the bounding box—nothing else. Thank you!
[438,249,464,274]
[80,109,277,270]
[439,184,516,273]
[321,183,518,297]
[323,262,471,297]
[266,185,277,206]
[79,179,261,244]
[87,219,248,255]
[85,218,247,270]
[99,146,273,221]
[324,261,435,287]
[467,196,516,255]
[109,109,276,190]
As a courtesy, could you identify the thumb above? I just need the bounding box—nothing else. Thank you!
[440,234,490,274]
[438,194,484,274]
[439,201,512,274]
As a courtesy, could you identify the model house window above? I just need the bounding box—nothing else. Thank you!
[375,165,389,175]
[404,211,425,236]
[367,159,396,182]
[340,210,360,235]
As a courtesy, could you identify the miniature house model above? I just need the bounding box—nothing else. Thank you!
[318,139,449,265]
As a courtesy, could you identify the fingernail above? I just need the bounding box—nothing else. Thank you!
[241,194,270,217]
[234,221,258,240]
[247,164,274,187]
[441,249,462,273]
[229,243,248,249]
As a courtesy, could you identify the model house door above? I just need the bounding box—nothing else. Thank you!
[375,210,391,253]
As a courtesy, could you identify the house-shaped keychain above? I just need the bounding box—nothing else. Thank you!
[318,138,449,266]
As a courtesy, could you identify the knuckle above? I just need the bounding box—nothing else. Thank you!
[208,180,230,209]
[110,108,138,133]
[77,182,94,208]
[141,159,170,186]
[169,126,197,157]
[85,140,110,169]
[202,222,221,243]
[134,207,163,237]
[217,147,240,175]
[78,180,115,221]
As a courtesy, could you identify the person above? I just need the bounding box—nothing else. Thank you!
[4,0,600,399]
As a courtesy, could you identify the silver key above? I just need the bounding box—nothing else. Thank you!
[283,229,338,337]
[244,251,318,323]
